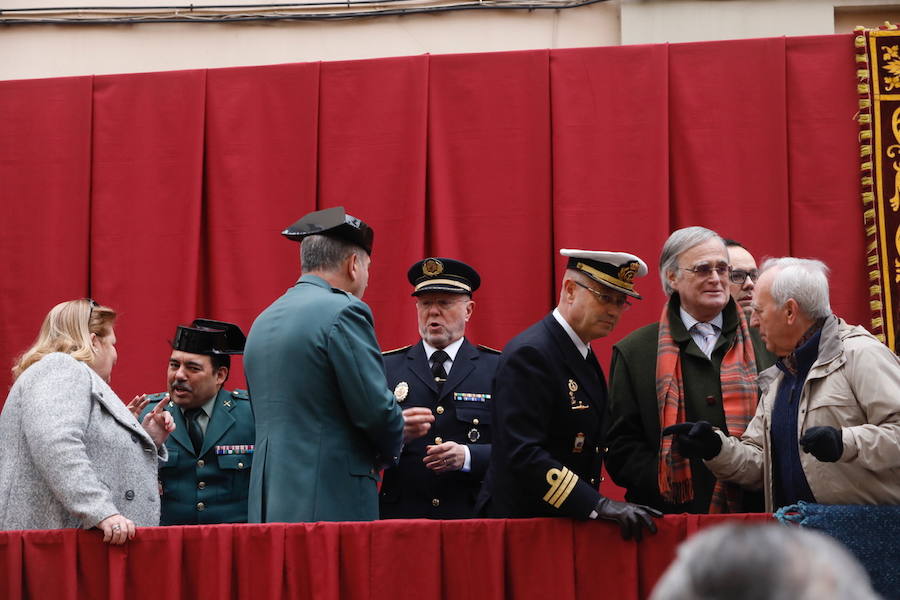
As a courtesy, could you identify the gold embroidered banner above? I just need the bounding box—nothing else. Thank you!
[858,26,900,351]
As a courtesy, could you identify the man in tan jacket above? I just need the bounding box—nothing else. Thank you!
[663,257,900,511]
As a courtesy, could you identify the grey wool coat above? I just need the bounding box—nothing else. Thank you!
[0,353,165,530]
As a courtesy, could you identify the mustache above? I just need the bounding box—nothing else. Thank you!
[171,382,193,393]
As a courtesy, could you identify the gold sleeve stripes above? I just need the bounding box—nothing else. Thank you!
[542,467,578,509]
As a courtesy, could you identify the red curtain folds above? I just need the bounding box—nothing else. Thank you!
[0,34,865,405]
[203,62,322,388]
[0,515,772,600]
[89,70,207,396]
[0,76,92,382]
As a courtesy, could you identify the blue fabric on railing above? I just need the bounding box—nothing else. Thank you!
[775,502,900,599]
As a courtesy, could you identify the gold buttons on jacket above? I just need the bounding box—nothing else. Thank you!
[472,418,479,425]
[432,498,440,507]
[237,462,245,469]
[197,460,205,468]
[196,502,206,511]
[436,406,445,415]
[198,482,207,489]
[434,437,443,445]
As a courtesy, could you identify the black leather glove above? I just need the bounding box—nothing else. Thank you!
[799,426,843,462]
[661,421,722,460]
[593,497,663,541]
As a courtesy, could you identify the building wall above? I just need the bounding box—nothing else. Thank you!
[1,0,898,81]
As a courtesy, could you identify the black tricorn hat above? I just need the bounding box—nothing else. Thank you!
[172,319,246,355]
[281,206,374,255]
[408,257,481,296]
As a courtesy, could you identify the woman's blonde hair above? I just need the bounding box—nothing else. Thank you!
[12,299,117,380]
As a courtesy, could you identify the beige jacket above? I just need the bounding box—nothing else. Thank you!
[705,316,900,512]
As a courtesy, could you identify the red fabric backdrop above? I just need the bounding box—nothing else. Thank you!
[1,34,864,412]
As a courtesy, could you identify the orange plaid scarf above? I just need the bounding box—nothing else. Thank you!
[656,302,758,512]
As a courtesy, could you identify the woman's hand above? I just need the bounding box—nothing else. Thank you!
[141,397,175,448]
[126,394,151,419]
[97,514,135,545]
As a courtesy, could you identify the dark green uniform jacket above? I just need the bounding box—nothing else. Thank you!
[141,388,254,525]
[244,274,404,523]
[605,295,775,513]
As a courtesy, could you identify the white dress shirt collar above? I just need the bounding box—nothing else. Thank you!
[552,308,590,359]
[424,337,464,373]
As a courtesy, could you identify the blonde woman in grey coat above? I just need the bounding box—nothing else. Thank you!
[0,299,174,545]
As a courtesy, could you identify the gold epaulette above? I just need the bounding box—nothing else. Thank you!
[382,345,412,356]
[478,344,501,355]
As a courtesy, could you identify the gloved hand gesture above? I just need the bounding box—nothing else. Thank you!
[799,426,843,462]
[661,421,722,460]
[593,497,663,541]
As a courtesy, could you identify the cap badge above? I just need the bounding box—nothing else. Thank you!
[618,261,640,283]
[394,381,409,403]
[422,258,444,276]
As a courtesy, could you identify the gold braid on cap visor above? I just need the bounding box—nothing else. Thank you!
[575,262,635,292]
[414,279,472,292]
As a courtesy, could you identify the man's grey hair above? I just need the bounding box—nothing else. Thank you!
[650,523,880,600]
[659,227,725,295]
[300,235,365,273]
[760,257,831,319]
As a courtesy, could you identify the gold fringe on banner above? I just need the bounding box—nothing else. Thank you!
[857,27,885,345]
[856,23,900,351]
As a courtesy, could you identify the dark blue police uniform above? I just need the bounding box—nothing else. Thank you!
[380,339,499,519]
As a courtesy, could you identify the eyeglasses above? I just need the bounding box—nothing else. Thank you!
[679,263,731,279]
[729,269,759,284]
[415,298,468,311]
[84,298,98,319]
[574,281,632,310]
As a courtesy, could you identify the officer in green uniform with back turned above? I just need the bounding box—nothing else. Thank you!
[139,319,254,525]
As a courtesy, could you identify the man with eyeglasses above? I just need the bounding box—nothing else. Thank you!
[476,249,663,540]
[725,239,759,317]
[380,258,499,519]
[606,227,775,515]
[664,258,900,511]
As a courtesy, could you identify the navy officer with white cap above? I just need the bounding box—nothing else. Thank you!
[476,249,662,539]
[380,258,500,519]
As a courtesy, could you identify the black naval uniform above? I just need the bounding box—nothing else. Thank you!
[380,338,500,519]
[141,388,254,525]
[476,314,608,519]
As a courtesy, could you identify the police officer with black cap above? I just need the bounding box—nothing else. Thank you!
[380,257,500,519]
[243,207,433,523]
[137,319,254,525]
[476,249,663,540]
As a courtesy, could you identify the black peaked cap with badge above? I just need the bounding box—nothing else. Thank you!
[560,249,648,299]
[408,257,481,297]
[172,319,246,355]
[281,206,374,255]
